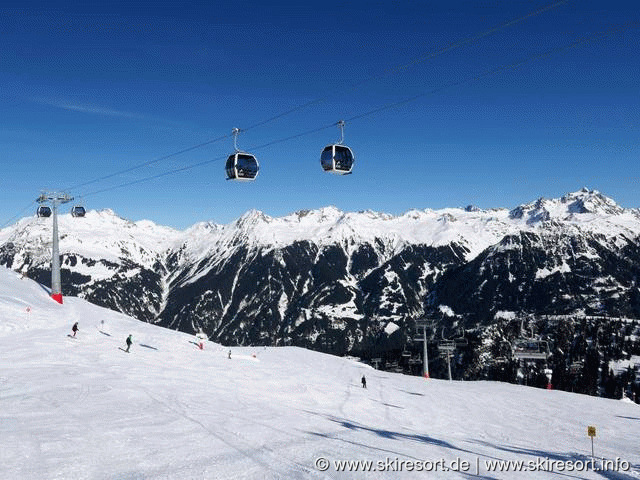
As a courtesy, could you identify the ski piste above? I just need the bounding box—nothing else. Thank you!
[0,266,638,479]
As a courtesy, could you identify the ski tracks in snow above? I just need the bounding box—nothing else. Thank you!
[141,387,331,479]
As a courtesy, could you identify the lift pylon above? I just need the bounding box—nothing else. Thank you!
[36,192,73,304]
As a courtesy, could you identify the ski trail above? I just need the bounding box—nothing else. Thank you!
[142,388,330,479]
[378,375,392,423]
[338,362,353,416]
[170,395,329,479]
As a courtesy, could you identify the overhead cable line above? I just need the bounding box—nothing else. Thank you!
[1,200,37,229]
[77,23,635,199]
[63,133,231,192]
[80,125,338,197]
[62,0,567,195]
[374,0,569,79]
[345,22,638,123]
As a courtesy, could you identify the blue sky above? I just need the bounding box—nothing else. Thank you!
[1,1,638,229]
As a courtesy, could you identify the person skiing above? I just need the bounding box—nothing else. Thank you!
[228,349,231,359]
[195,329,207,350]
[71,322,79,337]
[125,334,133,353]
[361,375,367,389]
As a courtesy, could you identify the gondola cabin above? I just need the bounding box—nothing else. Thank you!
[320,144,354,175]
[71,205,86,217]
[37,206,52,218]
[225,152,259,181]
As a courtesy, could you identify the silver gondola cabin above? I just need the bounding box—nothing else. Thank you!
[226,128,259,181]
[71,205,86,217]
[321,120,354,175]
[37,206,52,218]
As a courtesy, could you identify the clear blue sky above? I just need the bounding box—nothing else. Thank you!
[1,1,638,229]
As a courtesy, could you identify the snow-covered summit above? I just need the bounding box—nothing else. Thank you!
[0,208,181,269]
[2,189,639,267]
[509,188,628,224]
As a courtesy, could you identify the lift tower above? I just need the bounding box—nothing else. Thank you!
[37,192,73,304]
[414,318,432,379]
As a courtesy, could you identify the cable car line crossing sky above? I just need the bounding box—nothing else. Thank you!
[1,201,38,229]
[63,133,231,192]
[74,22,633,202]
[345,22,637,124]
[243,0,568,133]
[2,1,635,229]
[58,0,568,200]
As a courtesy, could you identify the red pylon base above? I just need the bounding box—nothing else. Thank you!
[51,293,63,304]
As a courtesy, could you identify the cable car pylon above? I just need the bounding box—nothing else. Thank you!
[36,192,74,304]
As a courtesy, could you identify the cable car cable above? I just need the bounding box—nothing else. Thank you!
[241,0,569,132]
[345,22,636,124]
[80,124,337,197]
[1,201,37,229]
[63,133,231,192]
[74,23,633,199]
[60,0,567,195]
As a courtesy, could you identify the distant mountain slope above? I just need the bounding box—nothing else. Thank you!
[2,188,640,355]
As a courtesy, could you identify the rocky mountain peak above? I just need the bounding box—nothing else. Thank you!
[509,189,624,224]
[561,188,624,215]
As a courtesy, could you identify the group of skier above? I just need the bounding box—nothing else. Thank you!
[71,322,133,352]
[69,322,370,388]
[71,322,209,355]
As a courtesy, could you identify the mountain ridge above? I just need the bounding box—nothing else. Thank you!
[2,188,640,363]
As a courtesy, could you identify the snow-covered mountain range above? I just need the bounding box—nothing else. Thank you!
[2,188,640,359]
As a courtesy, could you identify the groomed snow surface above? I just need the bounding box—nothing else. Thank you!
[0,267,638,479]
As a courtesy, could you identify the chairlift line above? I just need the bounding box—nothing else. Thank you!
[53,0,567,201]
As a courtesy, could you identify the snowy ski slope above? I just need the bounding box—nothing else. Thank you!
[0,267,638,479]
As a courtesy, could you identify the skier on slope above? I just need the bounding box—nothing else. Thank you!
[125,334,133,353]
[361,375,367,389]
[195,329,207,350]
[71,322,79,337]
